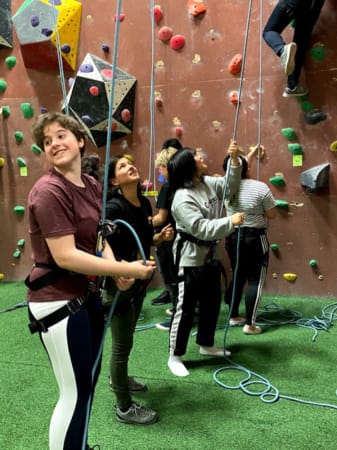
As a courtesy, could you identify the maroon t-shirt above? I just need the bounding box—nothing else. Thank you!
[27,168,102,302]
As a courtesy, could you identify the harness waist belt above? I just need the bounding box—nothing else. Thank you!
[28,296,87,334]
[234,227,266,237]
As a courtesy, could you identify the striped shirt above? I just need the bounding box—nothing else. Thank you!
[225,178,276,229]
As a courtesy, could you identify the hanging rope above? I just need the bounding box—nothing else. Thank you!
[255,0,263,181]
[51,0,69,114]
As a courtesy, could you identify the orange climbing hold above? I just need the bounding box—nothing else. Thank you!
[187,0,207,16]
[228,53,242,75]
[229,91,239,105]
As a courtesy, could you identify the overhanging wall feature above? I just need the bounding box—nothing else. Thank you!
[12,0,81,70]
[66,53,137,148]
[0,0,13,49]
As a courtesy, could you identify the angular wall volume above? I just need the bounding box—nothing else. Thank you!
[0,0,13,49]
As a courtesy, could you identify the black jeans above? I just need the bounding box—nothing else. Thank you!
[263,0,325,89]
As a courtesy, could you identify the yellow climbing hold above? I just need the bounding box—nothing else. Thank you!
[329,141,337,152]
[0,274,4,280]
[283,273,297,282]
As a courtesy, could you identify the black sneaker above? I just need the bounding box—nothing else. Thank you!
[109,376,148,393]
[151,290,171,306]
[116,402,158,425]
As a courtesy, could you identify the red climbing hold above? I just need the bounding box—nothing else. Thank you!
[121,109,131,122]
[89,86,99,96]
[114,13,125,22]
[229,91,239,105]
[154,5,163,24]
[158,26,173,42]
[228,54,242,75]
[170,35,185,50]
[175,126,183,137]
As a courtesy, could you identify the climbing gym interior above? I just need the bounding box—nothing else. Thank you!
[1,0,337,299]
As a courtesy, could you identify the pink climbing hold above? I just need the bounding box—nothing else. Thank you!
[158,26,173,42]
[89,86,99,96]
[121,109,131,122]
[155,97,163,107]
[170,35,185,50]
[114,13,125,22]
[101,69,113,79]
[154,5,163,24]
[175,126,183,137]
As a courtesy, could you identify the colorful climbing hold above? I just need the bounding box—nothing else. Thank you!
[269,175,286,187]
[170,35,185,50]
[283,273,297,281]
[121,109,131,122]
[158,26,173,42]
[13,250,21,259]
[275,200,289,208]
[30,15,40,27]
[32,144,42,155]
[14,131,24,143]
[329,141,337,152]
[228,54,242,75]
[309,259,317,267]
[0,274,4,280]
[0,79,7,93]
[16,157,26,167]
[13,206,25,215]
[270,244,279,252]
[114,13,125,22]
[21,103,34,118]
[0,158,5,168]
[153,5,163,23]
[61,44,71,54]
[281,128,297,140]
[102,44,110,53]
[17,239,25,247]
[1,106,11,118]
[288,143,303,155]
[310,43,326,61]
[89,86,100,96]
[300,100,314,112]
[175,126,183,138]
[304,110,327,125]
[5,56,16,69]
[229,91,239,105]
[187,0,207,16]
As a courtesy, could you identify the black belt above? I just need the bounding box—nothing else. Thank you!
[28,295,87,334]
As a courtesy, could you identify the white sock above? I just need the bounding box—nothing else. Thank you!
[168,355,189,377]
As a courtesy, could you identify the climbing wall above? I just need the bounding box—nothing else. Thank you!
[1,0,337,297]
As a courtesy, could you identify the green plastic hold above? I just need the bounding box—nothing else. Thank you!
[5,56,17,69]
[0,79,7,93]
[288,143,303,155]
[310,45,325,61]
[16,157,26,167]
[21,103,34,118]
[32,144,42,155]
[275,200,289,208]
[281,128,297,140]
[271,244,279,252]
[13,205,25,215]
[13,250,21,259]
[300,100,314,112]
[1,106,10,118]
[269,175,286,187]
[309,259,318,267]
[14,131,24,143]
[17,239,25,247]
[290,19,296,28]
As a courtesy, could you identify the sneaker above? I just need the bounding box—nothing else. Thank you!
[165,308,173,317]
[156,321,170,331]
[151,290,171,306]
[229,317,246,326]
[116,402,158,425]
[283,84,308,98]
[168,355,189,377]
[109,376,148,393]
[199,346,231,357]
[86,445,100,450]
[280,42,297,75]
[243,324,262,335]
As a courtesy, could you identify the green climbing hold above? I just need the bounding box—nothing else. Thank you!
[17,239,25,247]
[32,144,42,155]
[290,19,296,28]
[0,79,7,93]
[21,103,34,118]
[5,56,17,69]
[300,100,314,112]
[13,205,25,214]
[270,244,279,252]
[13,250,21,259]
[288,143,303,155]
[1,106,11,118]
[269,175,286,187]
[275,200,289,208]
[281,128,297,140]
[17,157,26,167]
[14,131,24,143]
[309,259,317,267]
[310,45,325,61]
